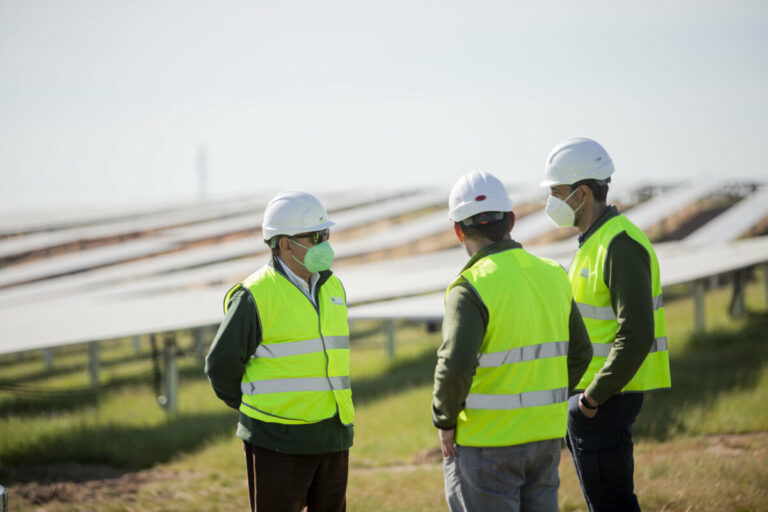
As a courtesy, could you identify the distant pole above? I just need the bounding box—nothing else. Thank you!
[89,341,100,387]
[194,327,207,361]
[162,336,179,414]
[43,347,53,371]
[385,319,395,359]
[729,270,746,318]
[762,264,768,309]
[692,280,706,333]
[197,144,208,200]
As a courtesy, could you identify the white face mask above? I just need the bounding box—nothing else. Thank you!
[544,188,583,227]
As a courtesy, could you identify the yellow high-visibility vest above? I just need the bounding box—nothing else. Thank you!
[223,265,354,425]
[450,248,573,447]
[569,214,671,392]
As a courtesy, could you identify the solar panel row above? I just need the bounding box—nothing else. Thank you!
[1,183,767,356]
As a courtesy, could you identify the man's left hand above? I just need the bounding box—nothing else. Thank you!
[578,392,599,419]
[439,428,457,458]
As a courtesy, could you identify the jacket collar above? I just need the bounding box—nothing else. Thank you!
[578,205,619,247]
[462,239,522,272]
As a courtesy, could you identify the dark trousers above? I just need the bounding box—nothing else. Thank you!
[565,393,643,512]
[243,442,349,512]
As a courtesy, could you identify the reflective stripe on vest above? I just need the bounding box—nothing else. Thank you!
[590,336,668,358]
[448,248,573,447]
[478,341,569,368]
[568,214,671,392]
[577,294,664,321]
[466,388,568,410]
[225,264,355,425]
[254,336,349,358]
[242,376,351,395]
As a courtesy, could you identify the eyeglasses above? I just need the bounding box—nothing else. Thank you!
[292,229,330,246]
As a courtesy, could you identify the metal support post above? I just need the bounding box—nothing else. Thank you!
[729,269,746,318]
[0,484,7,512]
[43,347,53,371]
[88,341,100,387]
[162,336,179,414]
[692,279,706,333]
[132,335,141,356]
[194,327,207,361]
[385,319,395,359]
[762,264,768,309]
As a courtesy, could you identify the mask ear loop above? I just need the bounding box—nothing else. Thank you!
[287,238,312,270]
[566,186,585,215]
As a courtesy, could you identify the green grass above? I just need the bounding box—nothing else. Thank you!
[2,272,768,510]
[635,271,768,439]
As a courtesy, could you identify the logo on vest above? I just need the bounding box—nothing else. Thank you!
[580,267,590,279]
[330,296,345,305]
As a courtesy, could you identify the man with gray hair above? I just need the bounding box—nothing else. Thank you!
[206,191,353,512]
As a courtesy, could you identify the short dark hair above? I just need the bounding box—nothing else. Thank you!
[459,212,511,242]
[573,178,610,203]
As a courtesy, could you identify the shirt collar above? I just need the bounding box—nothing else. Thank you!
[277,256,319,302]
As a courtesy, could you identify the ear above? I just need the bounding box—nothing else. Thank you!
[508,211,515,232]
[453,222,464,243]
[278,237,292,254]
[577,184,592,202]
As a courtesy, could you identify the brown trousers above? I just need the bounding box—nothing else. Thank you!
[243,442,349,512]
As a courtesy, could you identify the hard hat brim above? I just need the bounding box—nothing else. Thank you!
[539,178,562,188]
[449,196,513,223]
[263,219,336,240]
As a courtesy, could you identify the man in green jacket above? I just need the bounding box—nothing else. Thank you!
[205,191,353,512]
[541,137,671,511]
[433,170,592,511]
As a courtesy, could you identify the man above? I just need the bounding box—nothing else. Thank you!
[432,170,593,511]
[541,137,672,511]
[205,191,354,512]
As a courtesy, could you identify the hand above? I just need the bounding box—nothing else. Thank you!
[439,428,457,458]
[578,392,598,419]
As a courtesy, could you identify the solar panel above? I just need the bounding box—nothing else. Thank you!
[685,186,768,244]
[2,181,768,358]
[623,182,723,230]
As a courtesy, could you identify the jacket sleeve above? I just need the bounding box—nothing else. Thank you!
[567,299,592,392]
[586,232,655,403]
[432,281,487,430]
[204,288,261,410]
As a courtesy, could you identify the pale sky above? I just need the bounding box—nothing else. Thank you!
[1,0,766,211]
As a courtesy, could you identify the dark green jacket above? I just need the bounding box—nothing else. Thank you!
[432,239,593,430]
[204,257,353,454]
[579,205,657,404]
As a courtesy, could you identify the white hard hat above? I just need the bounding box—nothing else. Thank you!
[540,137,614,187]
[448,171,513,223]
[262,191,335,242]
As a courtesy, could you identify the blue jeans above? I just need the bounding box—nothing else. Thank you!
[565,393,643,512]
[443,439,561,512]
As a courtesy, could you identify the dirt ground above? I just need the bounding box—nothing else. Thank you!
[8,464,199,506]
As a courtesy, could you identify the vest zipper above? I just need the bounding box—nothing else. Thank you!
[298,280,340,418]
[279,267,342,419]
[313,282,341,419]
